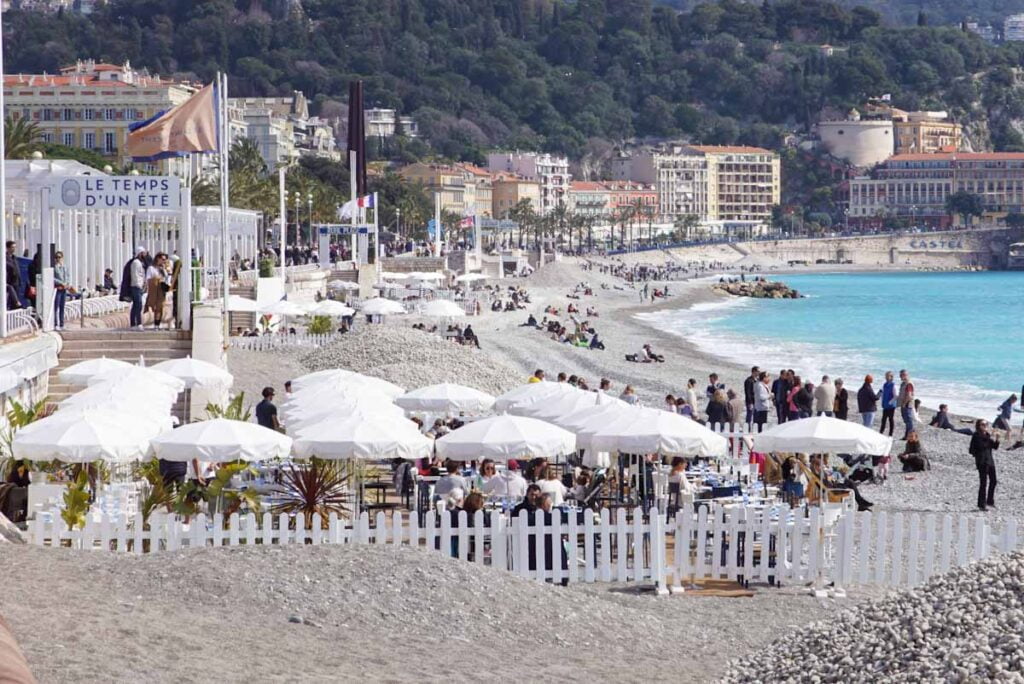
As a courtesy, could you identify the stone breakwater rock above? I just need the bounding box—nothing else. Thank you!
[712,280,803,299]
[722,549,1024,683]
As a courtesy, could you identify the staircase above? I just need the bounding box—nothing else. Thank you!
[229,284,257,333]
[47,329,193,412]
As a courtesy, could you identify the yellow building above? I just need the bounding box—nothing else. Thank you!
[398,162,478,217]
[3,60,198,173]
[455,163,493,218]
[893,112,961,155]
[491,173,542,217]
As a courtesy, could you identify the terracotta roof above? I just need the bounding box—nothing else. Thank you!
[688,145,774,155]
[570,181,606,192]
[60,63,123,73]
[889,152,1024,161]
[492,172,537,183]
[456,163,491,177]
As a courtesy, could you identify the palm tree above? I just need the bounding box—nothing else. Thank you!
[4,116,42,159]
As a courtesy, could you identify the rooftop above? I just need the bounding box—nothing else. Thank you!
[889,152,1024,162]
[688,145,774,155]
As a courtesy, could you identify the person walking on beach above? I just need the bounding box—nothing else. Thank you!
[857,375,878,427]
[969,419,1000,511]
[743,366,759,426]
[834,378,849,421]
[772,370,790,425]
[786,375,803,421]
[753,371,772,431]
[126,246,147,329]
[898,369,915,440]
[685,379,699,412]
[706,373,724,400]
[255,386,282,432]
[993,394,1017,439]
[879,371,897,436]
[813,375,836,417]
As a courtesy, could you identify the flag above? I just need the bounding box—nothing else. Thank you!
[126,83,218,162]
[338,194,374,218]
[459,216,474,228]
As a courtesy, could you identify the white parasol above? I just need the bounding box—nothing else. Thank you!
[435,415,576,462]
[395,383,495,414]
[149,418,293,462]
[291,415,432,460]
[751,416,894,455]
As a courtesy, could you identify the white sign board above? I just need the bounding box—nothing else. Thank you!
[50,176,181,210]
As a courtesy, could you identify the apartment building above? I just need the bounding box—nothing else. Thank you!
[398,162,478,217]
[230,92,339,168]
[486,152,570,215]
[365,108,419,138]
[567,180,657,219]
[1005,14,1024,41]
[893,111,961,156]
[455,163,493,218]
[849,152,1024,226]
[604,180,658,215]
[492,173,542,218]
[3,60,198,173]
[568,181,609,218]
[613,144,779,224]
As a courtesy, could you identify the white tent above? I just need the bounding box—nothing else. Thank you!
[409,272,444,281]
[435,415,576,462]
[149,419,293,462]
[751,416,893,455]
[58,357,134,386]
[395,383,495,414]
[420,300,465,318]
[360,298,406,316]
[291,415,432,460]
[13,409,165,463]
[493,382,583,413]
[589,408,728,458]
[259,299,307,317]
[380,272,409,280]
[455,273,488,283]
[151,356,233,389]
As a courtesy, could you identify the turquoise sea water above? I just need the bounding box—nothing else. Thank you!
[640,272,1024,419]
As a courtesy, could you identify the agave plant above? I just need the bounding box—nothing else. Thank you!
[273,458,352,530]
[205,392,252,422]
[61,469,91,532]
[0,398,50,478]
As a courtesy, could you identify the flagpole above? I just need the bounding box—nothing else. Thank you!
[373,191,380,281]
[278,167,286,287]
[219,72,230,343]
[349,150,357,264]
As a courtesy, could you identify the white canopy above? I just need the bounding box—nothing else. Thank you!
[288,371,404,400]
[58,357,134,386]
[259,299,307,317]
[494,382,583,413]
[589,408,728,458]
[310,300,355,318]
[360,298,406,316]
[227,295,260,312]
[150,418,293,462]
[13,408,165,463]
[88,366,186,394]
[751,416,894,455]
[151,356,233,390]
[409,271,444,281]
[291,415,432,460]
[380,272,409,280]
[61,380,178,411]
[554,400,631,433]
[455,273,488,283]
[435,415,576,462]
[420,300,465,318]
[286,402,407,432]
[281,389,398,424]
[290,368,359,391]
[511,389,626,424]
[395,383,496,414]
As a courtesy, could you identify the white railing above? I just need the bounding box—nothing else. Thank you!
[273,263,324,278]
[5,308,38,336]
[31,504,1019,594]
[229,332,341,351]
[237,269,259,285]
[58,293,129,328]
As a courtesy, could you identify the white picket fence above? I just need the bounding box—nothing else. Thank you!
[229,332,341,351]
[33,505,1020,593]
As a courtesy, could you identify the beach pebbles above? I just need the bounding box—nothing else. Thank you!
[299,324,524,396]
[723,550,1024,683]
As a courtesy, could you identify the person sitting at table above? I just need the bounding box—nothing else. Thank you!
[570,470,592,502]
[484,462,528,499]
[462,491,490,525]
[780,456,804,505]
[811,454,873,512]
[512,484,541,518]
[475,459,497,491]
[538,465,568,506]
[537,493,570,584]
[524,457,549,483]
[435,460,468,498]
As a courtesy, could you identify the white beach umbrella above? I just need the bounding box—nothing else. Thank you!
[286,402,407,432]
[259,299,307,317]
[589,408,728,458]
[512,389,626,423]
[281,388,398,423]
[435,415,576,462]
[150,356,234,390]
[292,415,432,460]
[88,365,186,394]
[328,279,360,290]
[53,404,176,432]
[494,381,583,413]
[150,418,293,462]
[61,379,179,411]
[751,416,893,455]
[575,405,653,452]
[420,300,465,318]
[380,272,409,280]
[58,357,135,386]
[360,297,406,316]
[289,371,404,400]
[409,271,444,281]
[290,368,359,391]
[310,300,356,318]
[227,295,260,312]
[13,408,164,463]
[395,383,495,414]
[455,273,488,283]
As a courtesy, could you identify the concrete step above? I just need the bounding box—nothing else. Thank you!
[57,350,190,362]
[59,330,191,342]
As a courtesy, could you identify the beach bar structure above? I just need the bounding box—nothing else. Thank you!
[2,159,259,331]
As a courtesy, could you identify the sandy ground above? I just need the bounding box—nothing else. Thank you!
[0,544,872,684]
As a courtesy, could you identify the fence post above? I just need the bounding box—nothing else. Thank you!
[651,508,668,596]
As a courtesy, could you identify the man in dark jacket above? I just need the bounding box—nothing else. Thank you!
[4,241,20,310]
[857,376,879,427]
[969,420,1000,511]
[772,370,790,425]
[743,366,759,426]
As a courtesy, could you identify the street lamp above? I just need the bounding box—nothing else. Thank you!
[292,191,301,250]
[307,192,313,248]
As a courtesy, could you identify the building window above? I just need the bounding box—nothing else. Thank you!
[103,108,117,121]
[84,109,94,121]
[84,133,95,149]
[103,132,116,154]
[62,108,74,121]
[42,109,52,121]
[63,132,75,147]
[40,133,53,143]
